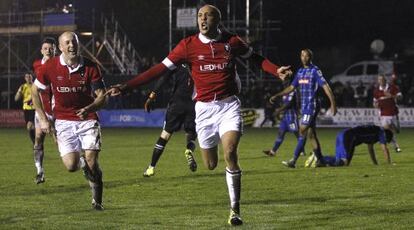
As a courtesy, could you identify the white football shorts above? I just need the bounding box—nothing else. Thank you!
[380,115,398,128]
[195,96,243,149]
[55,119,102,156]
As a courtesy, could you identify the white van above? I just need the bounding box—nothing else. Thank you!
[330,60,394,88]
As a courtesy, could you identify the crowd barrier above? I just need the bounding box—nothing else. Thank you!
[98,109,165,127]
[255,108,414,128]
[0,110,25,127]
[1,108,413,128]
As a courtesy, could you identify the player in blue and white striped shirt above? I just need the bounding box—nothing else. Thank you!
[270,49,337,168]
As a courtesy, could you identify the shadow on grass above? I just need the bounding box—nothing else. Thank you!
[2,168,293,197]
[0,207,104,225]
[244,193,375,206]
[1,178,139,197]
[279,205,414,229]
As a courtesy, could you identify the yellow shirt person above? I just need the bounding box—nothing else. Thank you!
[15,73,35,136]
[17,82,35,110]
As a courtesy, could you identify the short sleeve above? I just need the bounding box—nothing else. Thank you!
[34,64,49,90]
[291,72,300,88]
[231,36,253,59]
[163,39,188,70]
[313,68,326,86]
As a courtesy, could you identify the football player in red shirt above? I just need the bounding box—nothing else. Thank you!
[32,32,107,210]
[32,37,56,184]
[107,5,292,225]
[373,74,402,152]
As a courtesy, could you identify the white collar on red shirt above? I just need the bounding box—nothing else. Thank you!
[379,83,389,91]
[41,57,48,64]
[59,54,84,73]
[198,29,222,44]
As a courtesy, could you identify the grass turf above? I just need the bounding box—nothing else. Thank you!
[0,127,413,229]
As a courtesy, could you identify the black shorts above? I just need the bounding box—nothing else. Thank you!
[24,109,35,124]
[164,102,195,134]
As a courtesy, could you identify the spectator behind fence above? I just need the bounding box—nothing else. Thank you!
[366,83,376,107]
[343,82,355,107]
[355,80,367,107]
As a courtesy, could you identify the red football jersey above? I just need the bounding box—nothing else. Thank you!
[373,83,401,116]
[33,59,53,115]
[34,55,104,121]
[162,30,252,102]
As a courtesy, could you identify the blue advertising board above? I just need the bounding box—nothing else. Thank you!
[98,109,165,127]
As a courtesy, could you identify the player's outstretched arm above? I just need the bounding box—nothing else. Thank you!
[31,84,50,133]
[322,84,337,115]
[380,143,392,164]
[249,53,292,80]
[76,88,107,120]
[367,144,378,165]
[269,85,295,104]
[107,63,171,96]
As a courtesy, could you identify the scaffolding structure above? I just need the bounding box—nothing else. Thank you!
[168,0,281,88]
[0,9,143,108]
[0,1,281,109]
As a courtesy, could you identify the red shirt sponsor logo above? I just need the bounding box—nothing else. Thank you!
[199,62,228,72]
[165,31,250,102]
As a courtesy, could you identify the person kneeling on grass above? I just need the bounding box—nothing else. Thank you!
[305,125,393,167]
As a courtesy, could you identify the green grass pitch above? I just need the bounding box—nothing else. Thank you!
[0,127,413,229]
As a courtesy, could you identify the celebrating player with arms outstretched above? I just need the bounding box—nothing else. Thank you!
[32,32,107,210]
[107,4,291,225]
[31,37,57,184]
[270,49,337,168]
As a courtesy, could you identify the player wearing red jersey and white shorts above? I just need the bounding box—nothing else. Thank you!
[373,74,403,152]
[32,32,107,210]
[107,5,292,225]
[32,37,57,184]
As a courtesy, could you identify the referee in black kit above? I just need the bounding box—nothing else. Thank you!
[142,65,197,177]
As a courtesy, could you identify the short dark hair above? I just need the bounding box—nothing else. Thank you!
[200,4,221,20]
[301,48,313,60]
[385,129,393,143]
[42,37,56,45]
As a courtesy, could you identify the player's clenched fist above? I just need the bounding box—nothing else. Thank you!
[40,118,51,134]
[76,108,89,120]
[144,92,157,113]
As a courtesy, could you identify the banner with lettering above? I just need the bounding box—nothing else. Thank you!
[243,108,414,128]
[98,109,165,127]
[2,108,412,128]
[0,110,25,127]
[317,108,414,127]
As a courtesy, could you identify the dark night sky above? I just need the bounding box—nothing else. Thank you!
[95,0,414,74]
